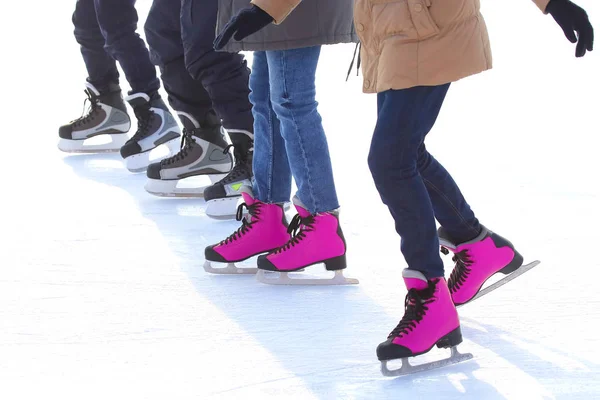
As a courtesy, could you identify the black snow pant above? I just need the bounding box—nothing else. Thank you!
[144,0,254,134]
[72,0,160,95]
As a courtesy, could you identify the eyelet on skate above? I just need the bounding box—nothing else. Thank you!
[447,250,472,291]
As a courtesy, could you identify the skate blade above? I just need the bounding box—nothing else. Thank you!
[256,269,359,286]
[125,138,180,173]
[458,260,541,308]
[380,346,473,377]
[203,260,257,275]
[58,134,128,154]
[144,174,227,198]
[205,197,241,220]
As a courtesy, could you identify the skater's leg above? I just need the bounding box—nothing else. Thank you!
[368,85,451,279]
[417,145,482,244]
[266,46,339,214]
[93,0,160,95]
[144,0,213,122]
[254,46,351,279]
[72,0,119,88]
[249,51,291,204]
[180,0,254,137]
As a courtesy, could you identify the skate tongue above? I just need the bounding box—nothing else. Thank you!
[402,269,429,291]
[125,92,151,108]
[84,81,101,96]
[176,112,201,131]
[292,196,311,218]
[240,186,256,206]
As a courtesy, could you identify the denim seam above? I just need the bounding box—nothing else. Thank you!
[280,51,318,213]
[422,175,479,236]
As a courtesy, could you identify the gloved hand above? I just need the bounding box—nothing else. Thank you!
[546,0,594,57]
[214,5,274,50]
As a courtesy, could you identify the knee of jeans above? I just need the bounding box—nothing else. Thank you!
[269,90,317,120]
[368,148,417,183]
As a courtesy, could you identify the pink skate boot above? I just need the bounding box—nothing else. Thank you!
[377,269,472,376]
[203,187,290,274]
[256,197,358,285]
[439,226,529,306]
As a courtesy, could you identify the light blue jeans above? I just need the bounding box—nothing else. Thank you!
[250,46,339,214]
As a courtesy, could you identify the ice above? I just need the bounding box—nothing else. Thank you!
[0,0,599,399]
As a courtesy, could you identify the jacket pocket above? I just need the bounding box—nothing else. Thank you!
[370,0,439,42]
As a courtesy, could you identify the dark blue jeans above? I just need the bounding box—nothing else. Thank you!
[250,47,339,214]
[144,0,253,131]
[368,85,482,278]
[72,0,160,95]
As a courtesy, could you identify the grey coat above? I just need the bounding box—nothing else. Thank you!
[216,0,358,52]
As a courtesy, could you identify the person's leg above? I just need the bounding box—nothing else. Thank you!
[254,46,351,279]
[417,145,482,244]
[144,0,213,121]
[180,0,254,137]
[249,51,291,204]
[72,0,119,89]
[368,84,451,279]
[203,52,290,271]
[93,0,160,95]
[266,46,339,214]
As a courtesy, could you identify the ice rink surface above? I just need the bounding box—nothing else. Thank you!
[0,1,598,399]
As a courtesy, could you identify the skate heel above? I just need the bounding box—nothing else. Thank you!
[324,254,347,271]
[435,327,463,349]
[499,250,524,275]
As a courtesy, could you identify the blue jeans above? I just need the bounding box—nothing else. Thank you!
[368,85,482,278]
[250,47,339,214]
[72,0,160,95]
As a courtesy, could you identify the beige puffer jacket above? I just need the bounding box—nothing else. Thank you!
[253,0,551,93]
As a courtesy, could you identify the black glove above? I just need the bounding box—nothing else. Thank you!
[214,6,274,50]
[546,0,594,57]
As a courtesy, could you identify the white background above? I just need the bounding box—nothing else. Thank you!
[0,1,598,399]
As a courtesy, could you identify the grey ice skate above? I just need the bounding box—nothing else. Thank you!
[120,93,181,173]
[58,82,131,153]
[144,111,232,197]
[204,130,254,219]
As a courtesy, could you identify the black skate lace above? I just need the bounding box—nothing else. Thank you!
[447,250,473,293]
[272,213,315,254]
[388,282,437,339]
[72,90,100,127]
[220,202,262,245]
[160,129,197,166]
[217,145,252,184]
[129,105,156,142]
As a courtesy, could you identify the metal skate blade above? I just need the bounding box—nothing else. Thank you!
[144,178,207,198]
[458,260,541,308]
[256,269,359,285]
[203,260,257,275]
[58,134,128,154]
[380,347,473,377]
[205,197,241,220]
